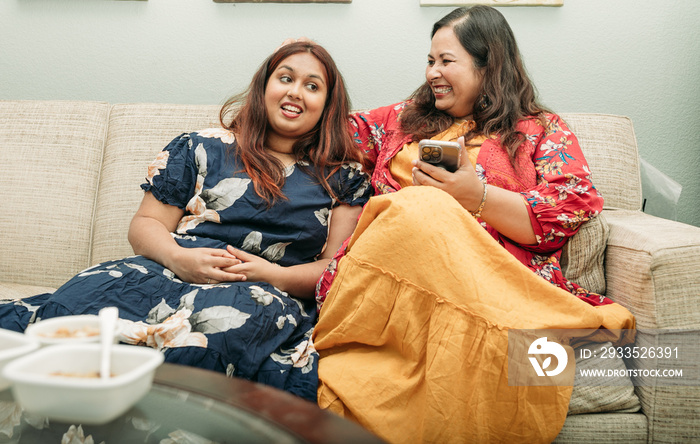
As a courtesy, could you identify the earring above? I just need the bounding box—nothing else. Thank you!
[479,94,489,111]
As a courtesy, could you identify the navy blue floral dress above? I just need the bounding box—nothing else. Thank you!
[0,128,371,402]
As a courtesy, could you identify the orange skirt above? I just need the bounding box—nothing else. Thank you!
[313,187,634,444]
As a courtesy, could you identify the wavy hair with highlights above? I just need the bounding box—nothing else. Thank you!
[220,41,368,205]
[400,5,551,160]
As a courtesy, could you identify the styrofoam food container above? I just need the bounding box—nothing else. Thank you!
[25,315,104,346]
[2,343,164,424]
[0,329,40,390]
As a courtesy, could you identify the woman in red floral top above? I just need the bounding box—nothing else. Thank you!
[318,104,609,307]
[312,5,635,444]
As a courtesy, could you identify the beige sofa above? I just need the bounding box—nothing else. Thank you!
[1,100,698,442]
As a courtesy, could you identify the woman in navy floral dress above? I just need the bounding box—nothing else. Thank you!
[0,42,371,402]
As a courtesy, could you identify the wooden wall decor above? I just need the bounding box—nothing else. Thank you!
[420,0,562,6]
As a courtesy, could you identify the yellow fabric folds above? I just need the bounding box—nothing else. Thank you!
[313,186,635,444]
[389,120,484,188]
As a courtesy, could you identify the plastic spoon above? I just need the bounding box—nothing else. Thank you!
[99,307,118,380]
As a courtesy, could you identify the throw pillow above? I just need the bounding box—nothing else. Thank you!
[561,214,609,296]
[568,341,641,415]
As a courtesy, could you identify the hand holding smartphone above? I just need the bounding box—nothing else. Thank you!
[418,140,461,173]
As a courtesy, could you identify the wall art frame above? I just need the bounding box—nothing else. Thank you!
[213,0,351,3]
[420,0,562,6]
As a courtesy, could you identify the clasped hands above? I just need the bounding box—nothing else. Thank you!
[411,136,485,213]
[168,245,274,285]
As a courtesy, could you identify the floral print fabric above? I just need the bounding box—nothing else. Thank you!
[0,129,371,402]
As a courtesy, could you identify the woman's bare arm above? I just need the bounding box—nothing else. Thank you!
[128,192,241,283]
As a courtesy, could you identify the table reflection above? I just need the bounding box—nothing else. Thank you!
[0,385,302,443]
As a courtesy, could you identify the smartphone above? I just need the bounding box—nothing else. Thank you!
[418,139,461,173]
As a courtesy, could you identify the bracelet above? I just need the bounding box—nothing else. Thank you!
[470,183,488,219]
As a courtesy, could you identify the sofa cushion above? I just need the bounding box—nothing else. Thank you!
[569,341,641,415]
[554,413,647,443]
[560,213,609,296]
[0,100,109,289]
[91,103,221,265]
[0,283,56,301]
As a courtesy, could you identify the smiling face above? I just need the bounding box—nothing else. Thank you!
[264,52,328,152]
[427,26,484,120]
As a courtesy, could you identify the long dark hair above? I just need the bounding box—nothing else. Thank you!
[400,6,551,159]
[220,41,368,205]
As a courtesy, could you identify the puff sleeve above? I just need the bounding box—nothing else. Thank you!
[328,162,373,207]
[140,133,199,210]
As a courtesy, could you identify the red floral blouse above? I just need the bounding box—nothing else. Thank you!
[316,102,612,310]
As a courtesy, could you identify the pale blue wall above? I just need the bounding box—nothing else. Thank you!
[1,0,698,226]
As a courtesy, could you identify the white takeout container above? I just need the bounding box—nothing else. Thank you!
[0,328,40,391]
[25,314,104,346]
[2,343,164,424]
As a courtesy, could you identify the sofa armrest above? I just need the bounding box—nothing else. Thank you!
[602,209,700,442]
[603,209,700,330]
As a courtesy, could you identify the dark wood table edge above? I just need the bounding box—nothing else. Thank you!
[153,363,385,444]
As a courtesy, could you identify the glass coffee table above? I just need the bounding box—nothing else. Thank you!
[0,363,385,443]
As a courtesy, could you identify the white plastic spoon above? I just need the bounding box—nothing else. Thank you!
[99,306,119,380]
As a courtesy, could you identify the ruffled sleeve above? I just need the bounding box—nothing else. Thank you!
[328,162,373,207]
[349,102,411,195]
[140,133,199,210]
[520,115,604,254]
[348,102,407,162]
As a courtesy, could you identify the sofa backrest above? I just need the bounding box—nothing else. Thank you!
[91,108,645,266]
[0,100,110,289]
[559,113,642,212]
[0,101,644,291]
[90,103,222,265]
